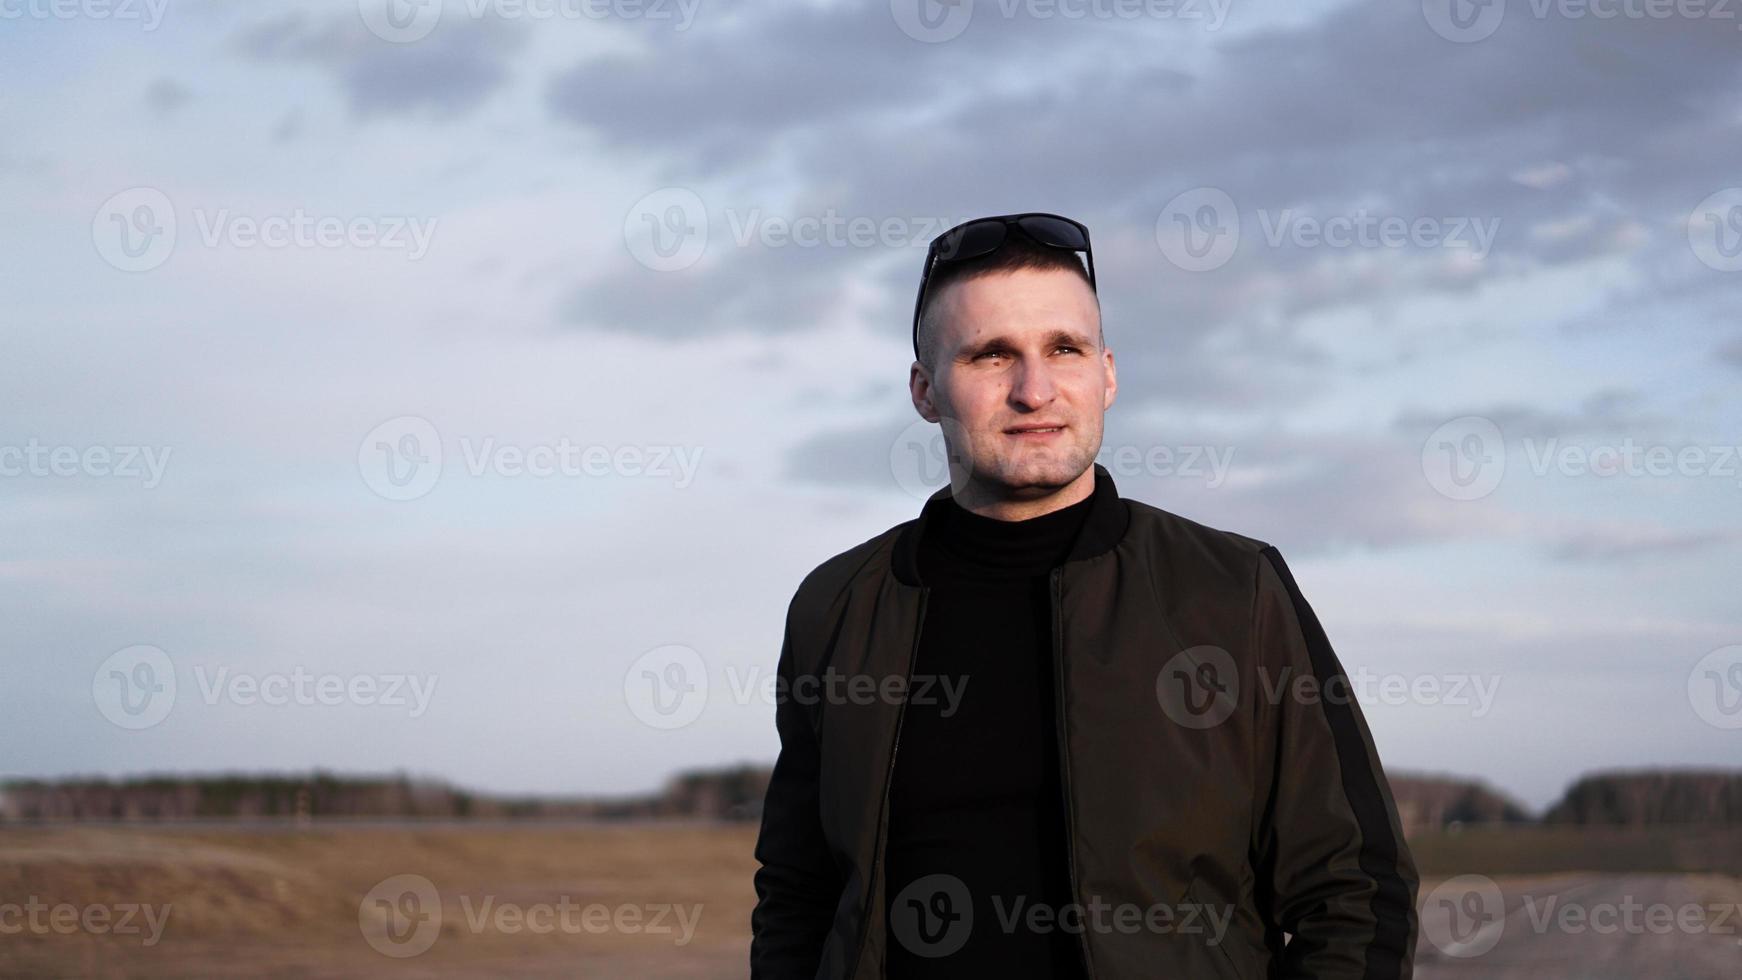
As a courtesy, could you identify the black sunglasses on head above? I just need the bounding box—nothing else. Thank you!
[911,212,1096,361]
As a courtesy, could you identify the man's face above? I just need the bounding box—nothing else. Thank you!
[911,266,1116,500]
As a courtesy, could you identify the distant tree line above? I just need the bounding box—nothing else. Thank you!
[2,766,1736,827]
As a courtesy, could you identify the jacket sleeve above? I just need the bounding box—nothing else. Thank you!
[750,597,843,978]
[1250,544,1420,979]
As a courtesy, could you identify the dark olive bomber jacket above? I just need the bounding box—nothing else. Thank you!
[750,462,1420,979]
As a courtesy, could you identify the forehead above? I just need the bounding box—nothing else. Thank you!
[934,267,1100,345]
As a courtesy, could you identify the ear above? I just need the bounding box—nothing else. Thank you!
[1101,345,1117,411]
[911,360,940,422]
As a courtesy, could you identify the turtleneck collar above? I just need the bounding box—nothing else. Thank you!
[922,479,1098,578]
[892,462,1131,588]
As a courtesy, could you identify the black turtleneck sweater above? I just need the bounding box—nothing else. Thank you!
[883,487,1095,979]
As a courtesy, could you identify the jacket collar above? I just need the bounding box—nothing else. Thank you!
[891,461,1129,587]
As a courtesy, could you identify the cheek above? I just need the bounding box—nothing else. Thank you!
[954,385,1003,421]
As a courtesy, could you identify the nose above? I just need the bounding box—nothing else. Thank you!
[1009,358,1058,410]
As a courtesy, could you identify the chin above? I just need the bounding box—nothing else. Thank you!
[984,452,1086,491]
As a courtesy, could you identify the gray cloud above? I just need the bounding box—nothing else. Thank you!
[235,12,526,120]
[1717,335,1742,369]
[144,77,192,117]
[561,231,861,339]
[1548,525,1740,563]
[547,0,1742,422]
[1393,389,1665,442]
[542,3,1146,168]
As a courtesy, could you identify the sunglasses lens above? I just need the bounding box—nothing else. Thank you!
[935,219,1007,262]
[1016,214,1088,250]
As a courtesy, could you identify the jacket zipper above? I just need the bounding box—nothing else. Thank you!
[1051,566,1095,979]
[851,585,928,978]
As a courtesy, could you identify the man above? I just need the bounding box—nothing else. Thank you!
[751,212,1419,978]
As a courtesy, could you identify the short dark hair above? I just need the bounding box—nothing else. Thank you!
[914,232,1099,370]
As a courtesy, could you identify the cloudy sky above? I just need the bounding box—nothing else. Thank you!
[2,0,1739,811]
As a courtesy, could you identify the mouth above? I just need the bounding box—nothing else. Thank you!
[1005,424,1067,438]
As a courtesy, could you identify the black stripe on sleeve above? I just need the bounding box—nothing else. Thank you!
[1261,545,1413,980]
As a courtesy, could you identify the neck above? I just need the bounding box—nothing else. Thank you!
[947,465,1096,522]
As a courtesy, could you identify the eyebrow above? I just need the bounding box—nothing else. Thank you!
[956,329,1097,360]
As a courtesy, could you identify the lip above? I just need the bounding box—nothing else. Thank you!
[1005,424,1068,437]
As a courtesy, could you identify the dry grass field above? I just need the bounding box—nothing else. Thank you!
[1,822,1737,977]
[0,821,763,978]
